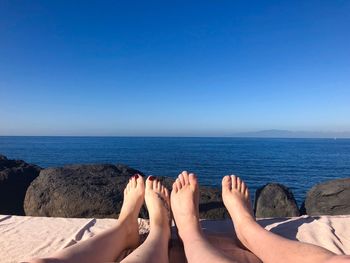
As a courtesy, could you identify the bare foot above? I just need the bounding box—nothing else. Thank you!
[222,175,254,248]
[118,174,145,248]
[171,171,202,241]
[145,176,171,239]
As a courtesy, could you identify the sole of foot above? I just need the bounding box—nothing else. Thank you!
[171,171,202,241]
[119,174,145,248]
[145,176,171,239]
[222,175,255,248]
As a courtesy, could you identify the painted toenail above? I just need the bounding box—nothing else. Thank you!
[149,176,155,181]
[133,174,139,178]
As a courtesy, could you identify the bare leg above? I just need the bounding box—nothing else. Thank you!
[30,174,145,263]
[222,175,350,263]
[171,171,236,263]
[122,176,171,263]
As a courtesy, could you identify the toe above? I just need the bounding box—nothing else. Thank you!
[188,173,197,186]
[164,187,169,198]
[237,177,242,191]
[146,176,154,189]
[179,173,185,187]
[172,182,178,193]
[156,180,161,191]
[222,175,231,191]
[176,178,182,189]
[183,172,190,185]
[161,185,167,197]
[153,178,158,190]
[231,175,237,190]
[244,188,249,198]
[131,176,136,188]
[136,174,144,189]
[241,181,247,194]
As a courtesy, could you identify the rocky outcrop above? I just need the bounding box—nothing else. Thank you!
[303,178,350,216]
[24,164,143,218]
[24,164,229,219]
[15,156,350,219]
[0,154,41,215]
[254,183,300,218]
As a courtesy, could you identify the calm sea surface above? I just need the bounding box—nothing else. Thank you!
[1,136,350,206]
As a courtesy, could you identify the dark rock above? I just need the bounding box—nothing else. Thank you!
[304,178,350,216]
[0,154,41,215]
[254,183,300,218]
[24,164,228,219]
[24,164,144,218]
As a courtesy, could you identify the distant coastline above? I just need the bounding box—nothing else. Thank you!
[232,129,350,139]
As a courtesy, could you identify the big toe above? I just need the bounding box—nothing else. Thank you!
[222,175,231,192]
[146,176,155,189]
[135,174,144,188]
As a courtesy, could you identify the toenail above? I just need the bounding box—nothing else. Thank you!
[149,176,155,181]
[133,174,139,178]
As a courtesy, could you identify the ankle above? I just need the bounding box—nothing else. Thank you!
[149,224,171,240]
[233,216,257,239]
[178,226,203,243]
[118,209,135,222]
[118,217,138,234]
[229,209,254,224]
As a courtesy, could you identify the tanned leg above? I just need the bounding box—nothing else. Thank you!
[29,174,145,263]
[121,176,171,263]
[171,171,236,263]
[222,175,350,263]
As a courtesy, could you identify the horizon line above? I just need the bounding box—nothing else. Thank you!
[0,135,350,139]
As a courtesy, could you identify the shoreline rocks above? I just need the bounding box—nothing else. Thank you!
[254,183,300,218]
[24,164,144,218]
[24,164,229,219]
[0,155,41,215]
[302,178,350,216]
[1,153,349,219]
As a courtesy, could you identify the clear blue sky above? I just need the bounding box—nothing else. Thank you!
[0,0,349,136]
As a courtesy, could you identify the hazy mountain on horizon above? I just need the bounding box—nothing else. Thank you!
[233,129,350,138]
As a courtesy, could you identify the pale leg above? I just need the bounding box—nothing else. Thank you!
[171,171,237,263]
[121,176,171,263]
[29,174,145,263]
[222,175,350,263]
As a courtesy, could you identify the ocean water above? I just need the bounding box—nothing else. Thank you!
[1,136,350,206]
